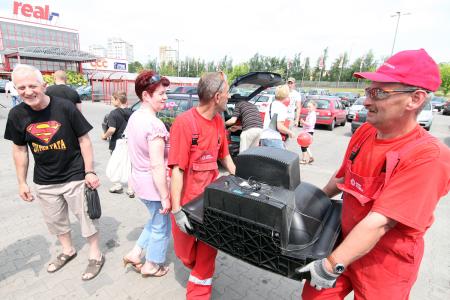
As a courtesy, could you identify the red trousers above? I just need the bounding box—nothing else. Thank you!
[301,247,420,300]
[172,217,217,300]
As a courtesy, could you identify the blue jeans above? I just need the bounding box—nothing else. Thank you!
[11,96,20,107]
[136,199,171,264]
[260,138,285,149]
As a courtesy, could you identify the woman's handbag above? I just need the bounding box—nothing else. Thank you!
[106,138,131,184]
[85,186,101,219]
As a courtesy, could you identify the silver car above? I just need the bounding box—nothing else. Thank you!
[417,101,433,131]
[347,97,366,122]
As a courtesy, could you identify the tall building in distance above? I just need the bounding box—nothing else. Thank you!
[107,37,134,62]
[88,44,107,57]
[159,45,177,64]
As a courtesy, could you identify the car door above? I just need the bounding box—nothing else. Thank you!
[334,100,345,123]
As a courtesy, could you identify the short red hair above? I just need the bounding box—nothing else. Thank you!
[135,70,170,101]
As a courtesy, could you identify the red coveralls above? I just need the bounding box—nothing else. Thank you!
[302,124,445,300]
[170,108,226,300]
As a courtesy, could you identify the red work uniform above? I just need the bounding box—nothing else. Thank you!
[303,123,450,300]
[169,108,229,300]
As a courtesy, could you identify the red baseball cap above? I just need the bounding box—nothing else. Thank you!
[354,49,441,92]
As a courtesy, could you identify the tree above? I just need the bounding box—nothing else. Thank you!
[227,63,250,83]
[128,61,144,73]
[440,63,450,95]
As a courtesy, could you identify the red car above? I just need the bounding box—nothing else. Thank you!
[300,96,347,130]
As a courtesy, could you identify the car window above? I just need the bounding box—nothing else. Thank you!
[304,99,330,109]
[423,101,432,111]
[354,98,365,105]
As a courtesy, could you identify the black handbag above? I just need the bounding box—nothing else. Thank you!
[85,186,101,219]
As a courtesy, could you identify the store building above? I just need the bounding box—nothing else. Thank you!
[0,1,96,75]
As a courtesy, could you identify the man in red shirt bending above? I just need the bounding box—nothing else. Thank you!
[169,72,236,300]
[300,49,450,300]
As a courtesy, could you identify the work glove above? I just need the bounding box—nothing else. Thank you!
[296,259,340,291]
[172,208,193,234]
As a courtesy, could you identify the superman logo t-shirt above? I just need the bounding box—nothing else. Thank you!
[4,97,92,184]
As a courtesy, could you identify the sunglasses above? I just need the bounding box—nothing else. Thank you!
[147,74,161,86]
[214,71,227,95]
[364,87,423,100]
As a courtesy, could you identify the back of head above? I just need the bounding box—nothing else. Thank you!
[197,72,226,103]
[275,84,290,100]
[12,64,44,85]
[54,70,67,83]
[112,90,127,104]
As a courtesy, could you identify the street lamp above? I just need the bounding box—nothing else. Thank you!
[391,11,411,56]
[175,38,182,77]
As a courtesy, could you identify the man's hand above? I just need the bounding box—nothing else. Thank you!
[101,133,107,140]
[172,208,193,234]
[159,196,171,215]
[19,183,34,202]
[297,259,339,290]
[85,173,100,189]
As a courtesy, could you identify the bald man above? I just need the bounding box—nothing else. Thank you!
[46,70,82,111]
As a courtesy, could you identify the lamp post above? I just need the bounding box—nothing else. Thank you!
[391,12,410,56]
[175,38,181,77]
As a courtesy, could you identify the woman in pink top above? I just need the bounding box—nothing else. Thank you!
[300,100,317,164]
[123,70,171,277]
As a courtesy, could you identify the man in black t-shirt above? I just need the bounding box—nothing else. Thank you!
[46,70,82,111]
[101,91,134,196]
[4,64,104,281]
[225,100,263,153]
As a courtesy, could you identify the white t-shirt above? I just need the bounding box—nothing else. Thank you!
[260,100,287,140]
[287,89,302,120]
[5,81,18,96]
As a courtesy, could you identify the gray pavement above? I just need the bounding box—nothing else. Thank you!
[0,94,449,300]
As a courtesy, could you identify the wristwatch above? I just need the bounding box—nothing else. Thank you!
[327,254,345,274]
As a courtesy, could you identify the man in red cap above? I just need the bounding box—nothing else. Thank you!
[299,49,450,299]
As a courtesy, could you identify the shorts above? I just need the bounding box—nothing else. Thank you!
[35,180,98,238]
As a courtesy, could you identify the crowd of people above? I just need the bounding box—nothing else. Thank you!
[3,48,450,300]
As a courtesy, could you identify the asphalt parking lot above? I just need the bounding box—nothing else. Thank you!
[0,94,449,299]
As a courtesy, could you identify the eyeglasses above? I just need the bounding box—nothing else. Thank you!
[364,87,423,100]
[214,71,227,95]
[147,74,161,86]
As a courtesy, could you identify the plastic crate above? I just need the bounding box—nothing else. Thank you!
[189,207,308,279]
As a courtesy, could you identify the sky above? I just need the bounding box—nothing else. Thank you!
[1,0,449,67]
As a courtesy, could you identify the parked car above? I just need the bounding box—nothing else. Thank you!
[351,108,367,134]
[334,92,360,106]
[0,79,7,93]
[417,100,433,131]
[226,71,284,156]
[249,93,276,119]
[442,100,450,115]
[167,86,197,95]
[300,96,347,130]
[430,96,447,112]
[307,88,330,96]
[76,85,92,100]
[347,97,366,122]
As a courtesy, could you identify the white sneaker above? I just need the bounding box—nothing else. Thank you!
[109,183,123,194]
[126,188,135,198]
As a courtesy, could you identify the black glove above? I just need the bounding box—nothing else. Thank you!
[297,259,340,290]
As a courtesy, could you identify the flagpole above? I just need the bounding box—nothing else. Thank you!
[337,56,344,88]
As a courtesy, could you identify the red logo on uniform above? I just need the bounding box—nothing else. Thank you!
[26,121,61,144]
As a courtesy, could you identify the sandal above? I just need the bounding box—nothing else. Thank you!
[308,157,314,164]
[141,264,169,278]
[299,159,308,165]
[123,257,143,273]
[47,252,77,273]
[82,254,105,281]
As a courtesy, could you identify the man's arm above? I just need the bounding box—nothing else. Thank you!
[225,116,238,127]
[170,166,184,212]
[325,212,396,271]
[322,170,344,198]
[295,100,302,124]
[12,144,33,201]
[219,154,236,175]
[78,134,100,189]
[101,127,116,140]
